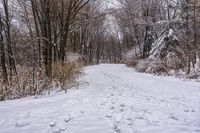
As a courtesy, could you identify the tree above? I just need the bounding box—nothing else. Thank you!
[2,0,17,79]
[0,14,8,83]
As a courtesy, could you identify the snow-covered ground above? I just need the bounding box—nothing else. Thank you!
[0,64,200,133]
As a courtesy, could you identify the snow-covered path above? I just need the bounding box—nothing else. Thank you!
[0,64,200,133]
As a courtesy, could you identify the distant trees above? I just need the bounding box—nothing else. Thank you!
[0,0,91,100]
[0,0,125,100]
[66,1,123,64]
[117,0,200,75]
[27,0,90,77]
[116,0,166,59]
[69,2,108,64]
[1,0,18,82]
[1,0,199,100]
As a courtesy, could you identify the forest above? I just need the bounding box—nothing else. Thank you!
[0,1,200,133]
[0,0,200,100]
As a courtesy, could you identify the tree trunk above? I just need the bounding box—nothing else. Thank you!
[0,14,8,83]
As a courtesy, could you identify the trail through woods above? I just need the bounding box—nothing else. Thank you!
[0,64,200,133]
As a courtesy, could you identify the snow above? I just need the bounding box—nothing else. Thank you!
[0,64,200,133]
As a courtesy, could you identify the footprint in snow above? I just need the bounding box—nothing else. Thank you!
[64,118,72,123]
[184,109,190,113]
[112,101,116,104]
[119,104,125,112]
[120,104,125,108]
[110,106,115,110]
[120,108,124,112]
[15,121,30,128]
[24,112,31,118]
[111,93,115,97]
[49,121,67,133]
[80,110,85,114]
[184,109,196,113]
[100,102,105,106]
[113,123,121,133]
[49,121,57,128]
[169,115,179,121]
[50,127,66,133]
[107,95,111,98]
[106,111,113,118]
[191,110,196,113]
[126,118,133,125]
[114,114,122,123]
[136,116,145,120]
[109,121,121,133]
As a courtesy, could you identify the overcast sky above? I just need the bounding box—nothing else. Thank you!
[99,0,121,38]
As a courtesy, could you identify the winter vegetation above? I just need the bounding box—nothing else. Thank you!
[0,64,200,133]
[0,0,200,132]
[1,0,199,100]
[120,0,200,78]
[0,0,121,100]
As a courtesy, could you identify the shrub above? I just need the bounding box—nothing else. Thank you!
[135,59,169,75]
[146,61,169,75]
[0,61,82,101]
[166,52,186,71]
[135,60,151,73]
[52,61,82,92]
[126,58,138,67]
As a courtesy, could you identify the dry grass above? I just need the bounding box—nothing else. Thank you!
[52,61,82,92]
[126,58,138,67]
[135,59,169,75]
[135,60,151,73]
[0,61,82,101]
[146,61,169,75]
